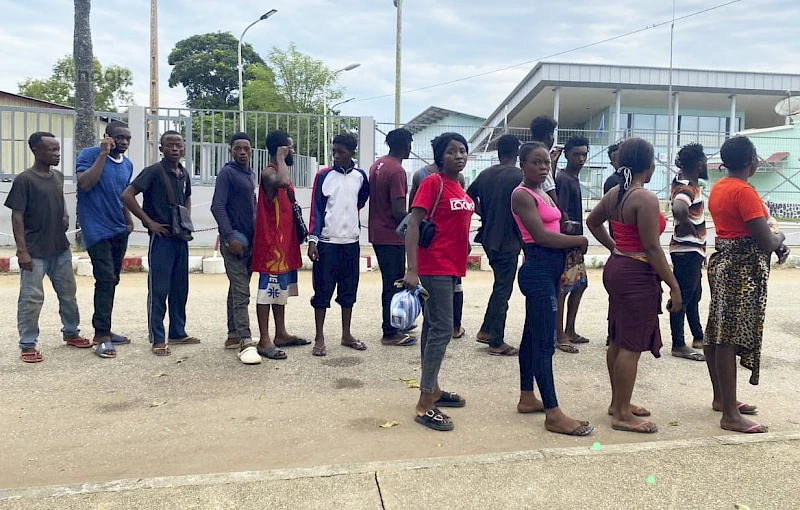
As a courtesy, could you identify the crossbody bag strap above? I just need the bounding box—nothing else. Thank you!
[428,175,445,220]
[158,162,179,206]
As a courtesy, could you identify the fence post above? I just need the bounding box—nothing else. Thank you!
[359,116,376,171]
[127,105,147,177]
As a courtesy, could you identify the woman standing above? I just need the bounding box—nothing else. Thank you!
[586,138,681,434]
[404,133,474,431]
[512,143,593,436]
[705,136,787,434]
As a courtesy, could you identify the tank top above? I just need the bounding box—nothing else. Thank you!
[512,185,562,244]
[610,188,667,253]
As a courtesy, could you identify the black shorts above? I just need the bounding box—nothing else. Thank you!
[311,242,360,309]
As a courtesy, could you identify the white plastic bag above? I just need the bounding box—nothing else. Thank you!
[390,284,425,331]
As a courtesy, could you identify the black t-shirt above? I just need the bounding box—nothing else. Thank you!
[604,172,624,194]
[467,164,522,253]
[4,169,69,259]
[131,160,192,233]
[555,170,584,235]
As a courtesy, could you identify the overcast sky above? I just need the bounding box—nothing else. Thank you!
[1,0,798,124]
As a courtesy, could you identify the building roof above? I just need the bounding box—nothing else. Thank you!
[0,91,73,110]
[403,106,485,135]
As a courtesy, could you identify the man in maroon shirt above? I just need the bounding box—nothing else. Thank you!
[369,128,416,346]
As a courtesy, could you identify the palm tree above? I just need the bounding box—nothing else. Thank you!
[73,0,94,247]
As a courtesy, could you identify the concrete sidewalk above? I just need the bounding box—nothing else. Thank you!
[1,432,798,509]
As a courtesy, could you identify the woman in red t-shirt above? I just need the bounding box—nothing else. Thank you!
[704,136,788,434]
[403,133,474,431]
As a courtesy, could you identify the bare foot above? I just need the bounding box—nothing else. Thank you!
[518,391,545,413]
[720,415,768,433]
[608,404,650,417]
[476,330,490,342]
[545,409,593,436]
[692,340,704,349]
[712,401,758,415]
[611,414,658,433]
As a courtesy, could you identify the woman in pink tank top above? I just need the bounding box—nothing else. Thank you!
[510,142,593,437]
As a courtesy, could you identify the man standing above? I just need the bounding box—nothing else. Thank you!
[555,135,590,353]
[5,132,89,363]
[211,132,259,365]
[252,130,306,360]
[369,128,415,347]
[529,115,562,204]
[468,133,521,356]
[602,142,622,195]
[76,121,135,359]
[669,143,708,362]
[308,133,370,356]
[122,131,200,356]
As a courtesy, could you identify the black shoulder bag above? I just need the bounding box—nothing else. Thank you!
[396,174,444,248]
[285,186,309,245]
[158,164,194,242]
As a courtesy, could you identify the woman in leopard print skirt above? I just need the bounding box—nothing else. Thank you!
[705,136,789,434]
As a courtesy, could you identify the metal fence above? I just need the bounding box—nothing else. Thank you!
[145,107,360,185]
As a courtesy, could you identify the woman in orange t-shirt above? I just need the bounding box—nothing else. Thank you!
[705,136,789,434]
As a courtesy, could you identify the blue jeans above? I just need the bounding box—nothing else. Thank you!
[419,275,456,394]
[17,249,80,350]
[147,235,189,344]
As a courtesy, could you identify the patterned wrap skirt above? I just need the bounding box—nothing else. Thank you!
[705,237,770,385]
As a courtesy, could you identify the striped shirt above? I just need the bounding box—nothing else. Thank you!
[669,178,706,255]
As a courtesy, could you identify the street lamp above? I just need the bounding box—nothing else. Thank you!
[323,63,361,167]
[238,9,277,131]
[331,97,355,110]
[394,0,403,128]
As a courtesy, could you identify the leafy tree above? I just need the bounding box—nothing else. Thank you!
[242,64,287,112]
[268,42,344,114]
[18,55,133,112]
[168,32,264,110]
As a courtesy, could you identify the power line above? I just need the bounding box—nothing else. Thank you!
[351,0,745,104]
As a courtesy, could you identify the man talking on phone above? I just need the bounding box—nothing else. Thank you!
[529,115,561,205]
[76,120,135,359]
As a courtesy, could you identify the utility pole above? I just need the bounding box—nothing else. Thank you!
[394,0,403,127]
[149,0,159,163]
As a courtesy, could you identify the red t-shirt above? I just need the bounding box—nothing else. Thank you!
[412,174,474,277]
[252,165,302,274]
[708,177,768,239]
[368,155,408,245]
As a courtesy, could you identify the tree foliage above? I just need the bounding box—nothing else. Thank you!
[268,42,344,114]
[168,32,264,110]
[18,54,133,112]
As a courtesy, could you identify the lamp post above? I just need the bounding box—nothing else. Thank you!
[394,0,403,128]
[323,63,360,167]
[238,9,277,131]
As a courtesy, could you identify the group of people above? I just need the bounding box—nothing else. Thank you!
[5,114,786,437]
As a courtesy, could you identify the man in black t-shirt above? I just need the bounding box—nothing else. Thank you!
[122,131,201,357]
[467,134,521,356]
[555,135,590,353]
[5,132,90,363]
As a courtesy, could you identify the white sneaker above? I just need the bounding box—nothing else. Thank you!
[238,345,262,365]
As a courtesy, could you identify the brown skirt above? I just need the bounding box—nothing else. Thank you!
[603,254,663,357]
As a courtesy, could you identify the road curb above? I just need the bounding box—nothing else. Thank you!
[2,431,797,501]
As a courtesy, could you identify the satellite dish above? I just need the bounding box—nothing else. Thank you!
[774,96,800,116]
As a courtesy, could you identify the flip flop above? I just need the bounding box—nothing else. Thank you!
[476,337,490,345]
[151,345,171,357]
[712,402,758,416]
[63,336,92,349]
[489,345,519,356]
[274,337,312,347]
[110,333,131,345]
[571,335,590,344]
[169,336,201,345]
[342,340,368,351]
[549,420,594,437]
[612,421,659,434]
[671,350,705,361]
[414,408,454,431]
[435,391,466,408]
[94,341,117,359]
[608,405,651,417]
[312,345,327,357]
[401,324,418,333]
[556,343,579,354]
[381,334,417,347]
[257,346,287,360]
[452,328,466,339]
[20,350,43,363]
[721,422,768,434]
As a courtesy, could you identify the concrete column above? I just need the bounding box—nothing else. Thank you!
[553,87,561,145]
[614,89,622,140]
[358,116,376,171]
[729,94,737,136]
[673,92,680,149]
[127,106,147,177]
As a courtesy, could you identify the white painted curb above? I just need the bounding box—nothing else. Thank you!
[76,258,93,277]
[202,256,226,274]
[188,256,204,273]
[10,256,19,273]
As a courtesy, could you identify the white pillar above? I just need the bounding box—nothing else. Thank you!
[729,95,737,135]
[614,89,622,140]
[127,106,147,177]
[672,92,680,150]
[553,87,561,144]
[358,116,375,171]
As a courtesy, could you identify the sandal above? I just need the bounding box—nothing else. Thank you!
[608,405,651,417]
[257,346,287,360]
[64,336,92,349]
[20,350,43,363]
[548,420,594,437]
[571,335,590,344]
[312,345,327,357]
[151,345,172,356]
[342,340,367,351]
[238,346,263,365]
[489,344,519,356]
[712,402,758,416]
[435,391,466,408]
[169,336,201,345]
[721,422,768,434]
[612,421,659,434]
[381,334,417,347]
[452,327,466,339]
[95,342,117,359]
[671,350,705,362]
[414,408,454,431]
[274,337,312,347]
[224,337,240,349]
[556,342,579,354]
